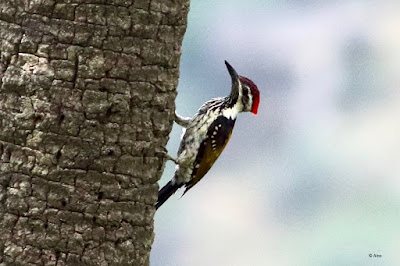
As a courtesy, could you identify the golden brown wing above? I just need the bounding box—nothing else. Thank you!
[183,116,236,194]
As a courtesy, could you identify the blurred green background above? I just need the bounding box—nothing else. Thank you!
[152,0,400,265]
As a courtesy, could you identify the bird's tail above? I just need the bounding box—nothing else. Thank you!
[155,180,180,210]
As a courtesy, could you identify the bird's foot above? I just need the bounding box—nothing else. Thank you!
[174,112,191,128]
[155,148,179,165]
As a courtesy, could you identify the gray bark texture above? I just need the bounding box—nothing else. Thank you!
[0,0,189,265]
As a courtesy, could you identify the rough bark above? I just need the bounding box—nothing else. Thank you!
[0,0,189,265]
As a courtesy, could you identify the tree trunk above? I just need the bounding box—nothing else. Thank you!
[0,0,189,264]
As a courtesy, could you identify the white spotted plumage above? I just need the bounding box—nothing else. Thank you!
[172,97,240,185]
[155,61,260,210]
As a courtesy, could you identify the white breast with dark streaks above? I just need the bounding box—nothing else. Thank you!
[172,97,242,185]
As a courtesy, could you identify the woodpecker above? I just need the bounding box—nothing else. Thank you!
[156,61,260,209]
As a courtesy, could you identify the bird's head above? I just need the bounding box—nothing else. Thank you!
[225,61,260,115]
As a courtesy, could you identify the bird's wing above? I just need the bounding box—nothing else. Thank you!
[183,116,236,194]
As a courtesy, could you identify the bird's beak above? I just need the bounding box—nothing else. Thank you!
[225,60,240,101]
[225,60,239,80]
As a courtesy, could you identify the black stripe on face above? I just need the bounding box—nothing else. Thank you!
[242,85,250,109]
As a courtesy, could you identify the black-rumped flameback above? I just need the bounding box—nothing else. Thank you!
[156,61,260,209]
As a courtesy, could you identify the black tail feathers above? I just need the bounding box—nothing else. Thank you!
[155,181,180,210]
